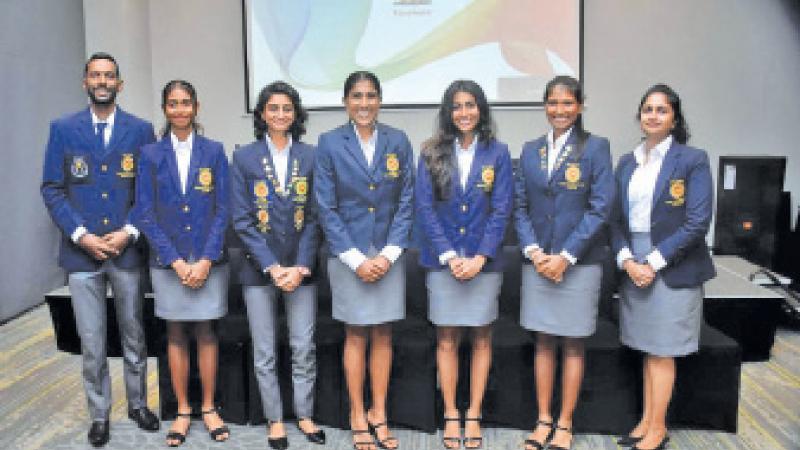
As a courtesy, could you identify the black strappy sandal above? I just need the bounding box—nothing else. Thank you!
[166,411,192,447]
[442,415,461,449]
[524,419,553,450]
[462,417,483,449]
[201,407,230,442]
[368,421,399,449]
[547,423,574,450]
[352,429,376,450]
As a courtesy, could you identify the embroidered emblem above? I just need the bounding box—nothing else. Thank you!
[117,153,135,178]
[386,153,400,178]
[667,179,685,206]
[70,156,89,178]
[539,146,547,172]
[558,163,584,190]
[195,168,213,192]
[477,165,495,192]
[254,180,269,206]
[257,208,270,232]
[294,206,305,231]
[295,178,308,196]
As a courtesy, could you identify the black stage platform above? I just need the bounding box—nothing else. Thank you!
[46,252,772,434]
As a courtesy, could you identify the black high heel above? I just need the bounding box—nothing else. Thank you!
[442,415,461,449]
[547,423,573,450]
[368,420,399,449]
[297,417,326,445]
[462,416,483,449]
[524,419,553,450]
[165,412,192,447]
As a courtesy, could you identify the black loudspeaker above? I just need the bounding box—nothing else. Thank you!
[713,156,786,269]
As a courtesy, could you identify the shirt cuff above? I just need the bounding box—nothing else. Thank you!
[339,248,367,272]
[439,250,458,265]
[646,249,668,272]
[523,244,541,260]
[123,224,139,242]
[71,226,88,244]
[616,247,634,269]
[379,245,403,264]
[560,250,577,265]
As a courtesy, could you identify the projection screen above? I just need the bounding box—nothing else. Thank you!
[244,0,582,110]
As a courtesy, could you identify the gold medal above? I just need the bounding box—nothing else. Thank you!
[254,180,269,198]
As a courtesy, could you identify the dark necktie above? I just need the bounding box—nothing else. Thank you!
[95,122,107,152]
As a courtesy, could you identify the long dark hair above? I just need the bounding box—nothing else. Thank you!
[543,75,590,151]
[160,79,203,138]
[637,83,691,144]
[253,81,308,141]
[422,80,496,200]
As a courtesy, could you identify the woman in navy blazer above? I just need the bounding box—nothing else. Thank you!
[231,81,324,449]
[514,76,614,450]
[416,80,513,449]
[134,80,230,446]
[610,84,715,450]
[314,71,414,450]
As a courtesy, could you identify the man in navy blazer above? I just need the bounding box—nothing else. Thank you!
[40,53,159,447]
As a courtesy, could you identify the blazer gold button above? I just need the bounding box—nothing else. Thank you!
[369,184,376,190]
[461,204,468,212]
[102,218,109,225]
[368,207,375,213]
[183,205,190,212]
[101,164,108,172]
[459,227,465,235]
[101,192,108,199]
[185,225,191,231]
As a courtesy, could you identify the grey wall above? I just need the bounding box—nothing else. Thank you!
[0,0,86,321]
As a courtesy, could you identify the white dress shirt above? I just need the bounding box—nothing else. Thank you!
[521,128,576,265]
[615,135,672,271]
[438,137,478,265]
[339,123,402,271]
[171,132,194,195]
[72,107,139,243]
[265,134,292,193]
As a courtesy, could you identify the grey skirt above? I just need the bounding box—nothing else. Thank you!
[520,263,602,337]
[620,232,703,357]
[427,271,502,327]
[151,263,229,321]
[328,255,406,325]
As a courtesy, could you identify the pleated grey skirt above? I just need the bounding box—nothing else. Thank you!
[427,271,502,327]
[151,263,229,321]
[328,255,406,325]
[520,263,602,337]
[620,232,703,357]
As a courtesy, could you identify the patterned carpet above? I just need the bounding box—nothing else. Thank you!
[1,305,798,449]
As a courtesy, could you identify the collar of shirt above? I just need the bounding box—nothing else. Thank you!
[265,134,292,190]
[170,131,194,152]
[634,135,672,165]
[454,136,478,189]
[90,106,116,130]
[265,133,292,154]
[351,122,377,152]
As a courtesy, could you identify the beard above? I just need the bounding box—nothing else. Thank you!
[87,85,118,106]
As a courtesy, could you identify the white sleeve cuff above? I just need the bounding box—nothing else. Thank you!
[646,249,668,272]
[339,248,367,272]
[616,247,634,269]
[379,245,403,264]
[560,250,577,265]
[71,226,88,244]
[523,244,541,260]
[123,224,139,242]
[438,250,458,265]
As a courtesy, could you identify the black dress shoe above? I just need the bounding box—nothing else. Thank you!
[88,420,110,447]
[298,418,326,444]
[268,435,289,449]
[617,435,643,446]
[631,435,669,450]
[128,407,160,431]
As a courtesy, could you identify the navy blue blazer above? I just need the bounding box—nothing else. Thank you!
[314,123,414,257]
[514,133,614,265]
[133,134,229,268]
[610,142,716,288]
[41,107,155,273]
[231,140,319,286]
[415,139,513,271]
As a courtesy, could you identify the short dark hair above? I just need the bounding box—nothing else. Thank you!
[84,52,120,77]
[637,83,691,144]
[343,70,382,99]
[253,81,308,141]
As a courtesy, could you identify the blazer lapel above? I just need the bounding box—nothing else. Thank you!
[186,135,203,196]
[341,125,370,176]
[77,108,96,153]
[161,137,183,195]
[619,156,637,222]
[106,108,131,155]
[464,140,487,195]
[653,143,681,203]
[548,132,578,185]
[369,125,388,178]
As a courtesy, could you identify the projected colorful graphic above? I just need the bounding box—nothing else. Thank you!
[245,0,581,108]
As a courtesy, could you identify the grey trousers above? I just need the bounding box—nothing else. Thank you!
[67,260,147,421]
[244,284,317,421]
